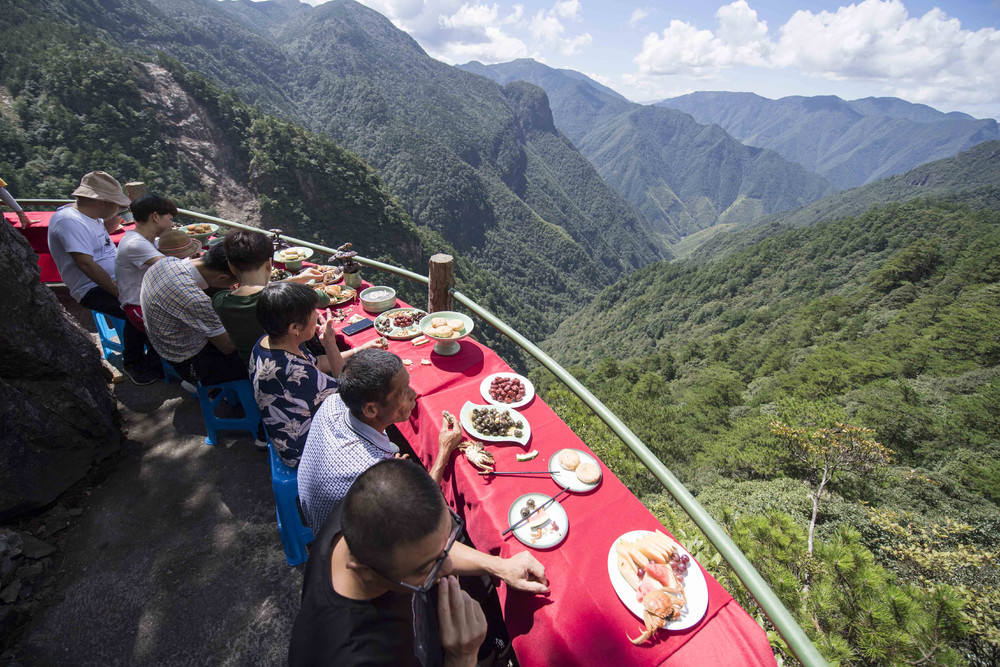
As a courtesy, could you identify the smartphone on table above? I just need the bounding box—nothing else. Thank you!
[342,318,374,336]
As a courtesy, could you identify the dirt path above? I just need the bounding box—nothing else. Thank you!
[5,291,302,666]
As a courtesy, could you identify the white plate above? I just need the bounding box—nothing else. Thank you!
[374,307,427,340]
[460,401,531,445]
[480,372,535,409]
[306,265,343,285]
[507,493,568,549]
[273,246,314,264]
[606,530,709,632]
[548,448,602,492]
[418,311,474,357]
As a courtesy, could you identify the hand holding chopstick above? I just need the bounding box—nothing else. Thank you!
[502,486,570,537]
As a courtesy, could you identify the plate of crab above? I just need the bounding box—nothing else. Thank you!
[607,529,708,643]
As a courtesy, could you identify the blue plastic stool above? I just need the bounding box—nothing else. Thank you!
[92,311,126,361]
[161,359,196,394]
[268,439,314,566]
[195,379,261,446]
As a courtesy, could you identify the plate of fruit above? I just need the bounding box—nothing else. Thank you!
[607,529,708,640]
[374,308,428,340]
[479,372,534,408]
[459,401,531,445]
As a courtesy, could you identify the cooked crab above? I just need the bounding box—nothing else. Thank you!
[458,439,494,473]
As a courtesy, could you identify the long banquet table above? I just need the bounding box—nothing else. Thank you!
[324,290,777,666]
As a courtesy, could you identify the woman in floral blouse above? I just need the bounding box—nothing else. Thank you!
[250,283,381,466]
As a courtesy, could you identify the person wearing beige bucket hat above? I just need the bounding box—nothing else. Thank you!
[47,171,162,385]
[156,229,203,259]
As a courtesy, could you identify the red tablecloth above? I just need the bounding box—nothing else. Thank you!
[319,293,775,666]
[6,210,131,283]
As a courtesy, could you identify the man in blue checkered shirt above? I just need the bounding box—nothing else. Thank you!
[298,349,463,530]
[140,243,246,386]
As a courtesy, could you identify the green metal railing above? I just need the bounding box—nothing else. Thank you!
[20,200,827,666]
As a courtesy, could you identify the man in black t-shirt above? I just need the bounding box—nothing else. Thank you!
[289,459,549,667]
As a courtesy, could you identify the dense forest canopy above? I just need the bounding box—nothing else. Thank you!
[540,190,1000,664]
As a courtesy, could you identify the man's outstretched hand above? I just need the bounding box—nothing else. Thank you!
[494,551,549,594]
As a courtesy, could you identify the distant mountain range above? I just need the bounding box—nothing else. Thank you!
[460,59,833,243]
[658,92,999,191]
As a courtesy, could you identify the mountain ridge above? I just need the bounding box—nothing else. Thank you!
[460,58,833,243]
[658,91,999,190]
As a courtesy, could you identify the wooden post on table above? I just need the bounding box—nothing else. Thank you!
[125,182,146,201]
[428,253,454,313]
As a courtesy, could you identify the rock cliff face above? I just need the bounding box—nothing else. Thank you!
[136,63,261,225]
[0,223,120,518]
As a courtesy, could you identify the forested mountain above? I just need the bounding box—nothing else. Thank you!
[461,59,833,243]
[659,91,999,190]
[0,16,431,280]
[537,185,1000,663]
[1,0,669,359]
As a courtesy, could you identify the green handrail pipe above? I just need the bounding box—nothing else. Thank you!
[20,199,827,666]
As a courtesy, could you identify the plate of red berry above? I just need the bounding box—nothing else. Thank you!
[480,372,534,408]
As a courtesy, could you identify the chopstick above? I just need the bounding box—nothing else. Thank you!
[478,470,552,476]
[502,487,571,537]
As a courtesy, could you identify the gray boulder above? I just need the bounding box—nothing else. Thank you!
[0,220,121,518]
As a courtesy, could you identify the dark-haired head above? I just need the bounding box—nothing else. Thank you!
[224,229,273,274]
[338,349,403,416]
[342,458,447,575]
[257,282,318,338]
[201,242,231,273]
[129,194,178,222]
[196,242,237,289]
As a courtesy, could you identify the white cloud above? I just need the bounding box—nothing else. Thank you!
[440,3,498,30]
[530,1,592,56]
[634,1,769,76]
[351,0,594,63]
[504,4,524,24]
[632,0,1000,109]
[628,8,649,27]
[444,26,531,61]
[553,0,581,20]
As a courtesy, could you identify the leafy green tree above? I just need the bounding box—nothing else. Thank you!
[869,238,942,292]
[725,512,967,666]
[771,422,893,556]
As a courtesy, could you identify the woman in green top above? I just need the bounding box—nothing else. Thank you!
[212,229,324,364]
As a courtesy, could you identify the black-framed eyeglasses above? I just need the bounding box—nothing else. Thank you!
[368,507,464,595]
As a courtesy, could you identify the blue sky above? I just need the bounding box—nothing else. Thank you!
[286,0,1000,118]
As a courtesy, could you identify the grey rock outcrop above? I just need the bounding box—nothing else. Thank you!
[0,222,121,518]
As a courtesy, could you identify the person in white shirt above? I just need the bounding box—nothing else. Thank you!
[47,171,160,385]
[114,194,176,334]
